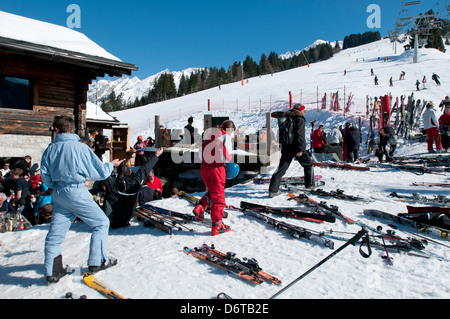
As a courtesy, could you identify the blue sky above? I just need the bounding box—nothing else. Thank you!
[0,1,443,79]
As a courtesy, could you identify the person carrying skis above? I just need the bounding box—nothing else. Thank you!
[312,124,326,153]
[40,116,124,284]
[439,102,450,152]
[422,102,443,153]
[377,126,397,162]
[269,104,315,198]
[193,120,236,236]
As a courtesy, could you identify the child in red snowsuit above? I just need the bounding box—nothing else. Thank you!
[193,120,235,236]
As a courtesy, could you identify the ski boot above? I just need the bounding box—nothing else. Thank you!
[193,205,205,223]
[211,221,231,236]
[88,257,118,274]
[46,255,73,284]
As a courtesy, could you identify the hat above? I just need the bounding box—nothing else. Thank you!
[138,136,143,140]
[293,104,306,112]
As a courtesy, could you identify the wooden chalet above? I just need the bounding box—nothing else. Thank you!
[0,11,137,163]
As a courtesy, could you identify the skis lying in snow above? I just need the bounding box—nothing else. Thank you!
[313,161,370,171]
[83,272,126,299]
[356,220,450,262]
[389,192,450,206]
[241,209,335,249]
[183,244,281,285]
[411,182,450,188]
[363,209,449,241]
[288,193,356,224]
[217,228,368,299]
[253,175,322,185]
[140,204,211,226]
[308,188,366,201]
[236,201,335,223]
[136,206,194,234]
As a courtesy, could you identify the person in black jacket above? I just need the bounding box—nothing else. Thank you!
[101,148,163,228]
[343,123,360,162]
[377,126,397,162]
[269,104,314,198]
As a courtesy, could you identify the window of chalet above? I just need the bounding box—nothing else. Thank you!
[0,75,31,110]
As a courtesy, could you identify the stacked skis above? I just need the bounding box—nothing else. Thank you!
[136,205,196,234]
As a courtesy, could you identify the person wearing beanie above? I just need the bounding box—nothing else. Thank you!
[269,104,315,198]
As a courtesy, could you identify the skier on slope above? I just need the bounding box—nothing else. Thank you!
[432,73,441,86]
[193,120,236,236]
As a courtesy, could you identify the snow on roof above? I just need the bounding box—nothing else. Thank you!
[86,101,120,122]
[0,10,121,62]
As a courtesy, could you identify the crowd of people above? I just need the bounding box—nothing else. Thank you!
[311,121,362,162]
[1,98,449,282]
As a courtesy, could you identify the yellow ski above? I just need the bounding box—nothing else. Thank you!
[83,272,126,299]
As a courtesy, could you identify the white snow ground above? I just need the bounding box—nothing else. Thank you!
[1,38,449,301]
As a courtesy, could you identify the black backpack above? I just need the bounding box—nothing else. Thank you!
[278,117,294,145]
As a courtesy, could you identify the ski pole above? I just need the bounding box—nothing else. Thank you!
[269,228,368,299]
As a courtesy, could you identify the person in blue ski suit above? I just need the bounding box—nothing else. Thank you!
[41,116,124,283]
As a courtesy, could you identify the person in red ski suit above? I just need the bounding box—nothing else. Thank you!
[193,120,236,236]
[312,125,326,153]
[439,103,450,152]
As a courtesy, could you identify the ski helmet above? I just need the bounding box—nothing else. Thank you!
[226,163,240,180]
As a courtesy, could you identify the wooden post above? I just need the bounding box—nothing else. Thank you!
[155,115,161,148]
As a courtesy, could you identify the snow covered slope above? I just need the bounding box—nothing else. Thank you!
[1,37,449,301]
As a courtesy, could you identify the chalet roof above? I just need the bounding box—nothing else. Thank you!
[0,11,138,76]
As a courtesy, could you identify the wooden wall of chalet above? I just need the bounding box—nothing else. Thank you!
[0,52,97,137]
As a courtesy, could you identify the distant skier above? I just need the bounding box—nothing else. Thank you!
[374,76,379,85]
[389,77,393,87]
[415,80,420,91]
[422,76,427,89]
[432,73,441,86]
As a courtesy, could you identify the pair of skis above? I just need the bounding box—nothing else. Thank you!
[389,192,449,206]
[218,228,368,299]
[253,175,322,185]
[135,206,194,235]
[184,244,281,285]
[235,201,335,223]
[288,193,356,224]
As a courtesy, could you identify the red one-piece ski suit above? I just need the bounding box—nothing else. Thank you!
[199,128,233,225]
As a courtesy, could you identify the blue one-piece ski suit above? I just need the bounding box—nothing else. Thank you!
[40,133,114,277]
